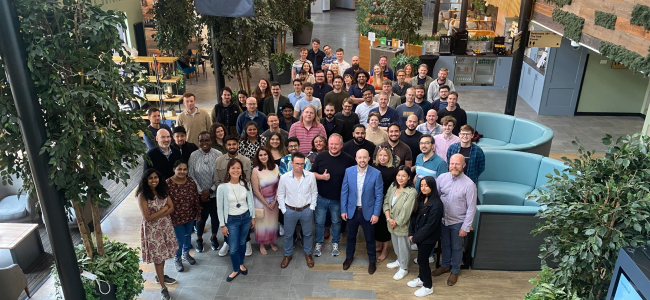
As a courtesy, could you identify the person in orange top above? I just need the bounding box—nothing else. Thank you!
[368,65,386,91]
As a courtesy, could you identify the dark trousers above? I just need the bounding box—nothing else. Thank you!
[417,243,436,288]
[346,210,376,262]
[196,197,219,239]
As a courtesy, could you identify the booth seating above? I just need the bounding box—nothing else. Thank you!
[470,150,568,271]
[0,175,37,223]
[466,111,554,156]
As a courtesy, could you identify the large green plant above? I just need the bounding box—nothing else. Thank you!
[269,53,296,75]
[384,0,425,55]
[151,0,197,56]
[527,134,650,298]
[389,53,421,71]
[0,0,148,257]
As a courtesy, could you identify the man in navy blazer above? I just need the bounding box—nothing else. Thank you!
[340,149,384,275]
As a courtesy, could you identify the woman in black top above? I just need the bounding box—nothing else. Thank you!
[407,176,443,297]
[373,147,398,262]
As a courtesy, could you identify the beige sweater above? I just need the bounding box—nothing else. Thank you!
[176,108,213,145]
[366,127,388,146]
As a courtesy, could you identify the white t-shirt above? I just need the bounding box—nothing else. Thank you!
[296,97,322,114]
[226,182,249,216]
[355,101,379,125]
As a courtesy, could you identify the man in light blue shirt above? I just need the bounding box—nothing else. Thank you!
[288,79,306,106]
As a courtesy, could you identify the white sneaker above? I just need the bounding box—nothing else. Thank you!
[414,256,435,264]
[245,241,252,256]
[407,278,424,287]
[279,224,285,236]
[393,269,408,280]
[386,260,400,269]
[414,286,433,297]
[218,242,229,256]
[411,244,418,251]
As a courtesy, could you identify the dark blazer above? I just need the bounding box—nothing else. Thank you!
[171,142,199,163]
[279,117,299,132]
[262,95,290,116]
[320,117,347,138]
[408,196,443,245]
[341,166,384,221]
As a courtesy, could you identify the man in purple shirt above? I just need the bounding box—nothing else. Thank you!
[432,153,477,286]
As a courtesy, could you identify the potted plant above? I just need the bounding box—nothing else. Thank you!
[292,0,316,45]
[385,0,425,56]
[423,35,441,54]
[526,134,650,298]
[467,35,493,53]
[389,53,421,72]
[269,53,295,84]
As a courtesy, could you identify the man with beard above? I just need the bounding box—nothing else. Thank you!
[348,71,375,105]
[431,85,459,112]
[343,56,363,78]
[212,87,242,136]
[334,99,360,142]
[177,93,212,145]
[321,45,336,71]
[279,103,299,132]
[396,88,424,130]
[355,88,379,126]
[369,92,399,130]
[342,124,376,165]
[320,103,347,138]
[427,68,456,103]
[263,82,290,116]
[436,92,467,136]
[307,38,325,72]
[324,75,350,113]
[446,124,484,184]
[171,126,199,163]
[408,64,433,100]
[143,108,172,150]
[414,134,447,187]
[399,115,423,159]
[144,128,181,180]
[392,69,412,104]
[413,85,432,114]
[374,79,401,108]
[311,134,356,257]
[313,70,333,104]
[432,153,477,287]
[373,123,413,167]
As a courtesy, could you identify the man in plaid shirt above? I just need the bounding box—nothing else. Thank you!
[446,124,484,184]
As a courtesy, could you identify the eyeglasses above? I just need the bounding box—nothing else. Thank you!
[459,133,472,137]
[419,141,431,145]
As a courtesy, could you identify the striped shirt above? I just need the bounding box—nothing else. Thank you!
[288,121,327,155]
[416,122,444,136]
[436,172,476,232]
[188,148,222,197]
[433,133,460,163]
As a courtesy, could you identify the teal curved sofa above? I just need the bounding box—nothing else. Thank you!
[470,150,568,271]
[466,112,553,156]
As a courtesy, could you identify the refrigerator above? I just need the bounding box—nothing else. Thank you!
[453,57,498,86]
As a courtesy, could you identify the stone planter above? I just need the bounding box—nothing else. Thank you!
[96,281,117,300]
[270,61,293,85]
[467,41,492,53]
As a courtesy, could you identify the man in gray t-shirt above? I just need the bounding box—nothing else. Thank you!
[395,87,424,130]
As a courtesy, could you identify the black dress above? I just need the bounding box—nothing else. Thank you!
[374,164,398,242]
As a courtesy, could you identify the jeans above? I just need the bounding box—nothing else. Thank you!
[196,197,219,238]
[283,207,313,256]
[417,243,435,288]
[315,195,341,244]
[440,222,463,274]
[173,220,195,258]
[226,211,251,272]
[346,210,376,263]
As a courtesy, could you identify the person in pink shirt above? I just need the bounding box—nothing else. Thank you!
[433,116,460,163]
[289,105,327,155]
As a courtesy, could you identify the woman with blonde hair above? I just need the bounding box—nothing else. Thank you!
[365,112,388,145]
[368,64,386,91]
[404,64,414,82]
[373,147,398,262]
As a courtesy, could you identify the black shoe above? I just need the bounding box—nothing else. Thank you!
[183,253,196,265]
[174,257,184,272]
[240,267,248,275]
[195,239,204,253]
[161,287,170,300]
[154,275,177,284]
[226,271,240,282]
[210,236,219,251]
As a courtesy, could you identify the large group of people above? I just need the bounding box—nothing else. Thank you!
[140,38,487,299]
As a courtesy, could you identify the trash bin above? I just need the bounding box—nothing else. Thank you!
[370,45,404,71]
[419,55,440,78]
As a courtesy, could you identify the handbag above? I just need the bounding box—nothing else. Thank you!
[255,208,265,218]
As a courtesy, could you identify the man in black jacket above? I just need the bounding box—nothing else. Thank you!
[307,38,326,72]
[212,86,242,136]
[320,103,347,138]
[171,126,199,163]
[144,127,182,179]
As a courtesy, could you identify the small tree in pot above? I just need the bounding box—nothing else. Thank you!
[269,0,299,83]
[385,0,425,56]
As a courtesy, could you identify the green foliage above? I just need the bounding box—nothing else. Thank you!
[544,0,571,7]
[385,0,425,45]
[0,0,148,209]
[552,8,584,42]
[525,266,582,300]
[631,4,650,30]
[471,35,495,41]
[527,134,650,298]
[472,0,487,15]
[389,53,421,70]
[367,16,387,25]
[151,0,197,56]
[594,11,617,30]
[599,41,650,75]
[269,53,296,75]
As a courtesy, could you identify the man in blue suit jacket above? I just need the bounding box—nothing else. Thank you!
[340,149,384,275]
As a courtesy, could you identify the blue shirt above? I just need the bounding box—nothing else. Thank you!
[348,84,375,98]
[236,110,268,136]
[143,124,172,150]
[279,154,313,175]
[446,142,485,184]
[322,54,337,68]
[415,100,432,115]
[288,92,306,106]
[369,107,400,128]
[415,153,448,189]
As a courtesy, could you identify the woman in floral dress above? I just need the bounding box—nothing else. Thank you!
[251,148,280,255]
[138,168,177,300]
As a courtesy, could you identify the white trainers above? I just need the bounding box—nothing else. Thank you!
[279,224,285,236]
[414,286,433,297]
[414,256,435,264]
[393,268,408,280]
[410,244,418,251]
[407,278,424,287]
[218,242,229,256]
[245,241,252,256]
[386,260,400,269]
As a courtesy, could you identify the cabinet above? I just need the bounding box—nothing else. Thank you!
[518,62,545,114]
[493,57,513,88]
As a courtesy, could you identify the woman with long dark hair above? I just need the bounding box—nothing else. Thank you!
[210,122,228,154]
[307,134,328,163]
[252,79,272,106]
[239,121,267,162]
[217,158,255,282]
[251,148,280,254]
[237,90,249,112]
[137,169,177,300]
[326,69,335,87]
[407,176,443,297]
[383,166,417,281]
[373,147,398,262]
[265,132,288,167]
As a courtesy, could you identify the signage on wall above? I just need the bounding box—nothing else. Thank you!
[512,32,522,52]
[527,31,562,48]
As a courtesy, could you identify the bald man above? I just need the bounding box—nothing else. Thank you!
[144,128,182,179]
[432,153,477,286]
[340,149,384,275]
[416,109,443,135]
[343,56,366,78]
[236,96,268,136]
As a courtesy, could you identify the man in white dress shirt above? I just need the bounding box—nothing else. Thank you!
[277,152,318,269]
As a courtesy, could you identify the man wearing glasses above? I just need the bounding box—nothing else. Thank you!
[446,125,485,184]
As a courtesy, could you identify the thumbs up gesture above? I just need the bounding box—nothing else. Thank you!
[323,169,330,181]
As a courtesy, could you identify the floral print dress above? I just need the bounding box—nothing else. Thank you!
[141,195,177,264]
[238,136,267,162]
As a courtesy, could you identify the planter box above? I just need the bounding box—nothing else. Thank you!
[423,40,440,54]
[467,41,492,53]
[270,61,293,85]
[404,44,422,57]
[96,281,117,300]
[293,24,313,46]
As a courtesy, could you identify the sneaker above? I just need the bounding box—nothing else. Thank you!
[174,257,184,272]
[279,224,285,236]
[411,244,418,251]
[245,241,252,256]
[182,252,196,265]
[387,260,400,269]
[393,269,408,280]
[210,237,219,251]
[414,256,435,265]
[195,239,204,253]
[160,287,170,300]
[407,278,424,288]
[154,275,177,284]
[414,286,433,297]
[218,242,229,256]
[331,243,340,256]
[314,243,323,257]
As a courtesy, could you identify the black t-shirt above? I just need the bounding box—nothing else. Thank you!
[400,130,423,159]
[334,112,360,142]
[459,146,471,174]
[311,151,356,200]
[437,107,467,135]
[342,139,376,165]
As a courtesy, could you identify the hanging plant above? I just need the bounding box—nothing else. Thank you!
[599,41,650,75]
[552,8,584,42]
[630,4,650,30]
[594,11,617,30]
